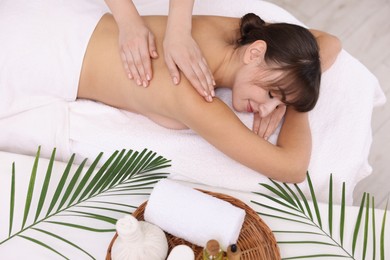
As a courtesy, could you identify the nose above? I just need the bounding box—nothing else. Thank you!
[258,99,283,117]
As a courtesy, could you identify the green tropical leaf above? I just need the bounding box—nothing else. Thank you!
[32,228,95,259]
[372,197,376,260]
[283,182,305,213]
[381,200,388,260]
[18,235,68,259]
[340,182,346,246]
[253,172,387,260]
[307,173,322,228]
[1,147,170,258]
[362,194,370,259]
[294,182,314,221]
[35,148,56,222]
[22,146,41,229]
[46,153,76,217]
[352,192,367,256]
[328,174,333,236]
[9,162,15,237]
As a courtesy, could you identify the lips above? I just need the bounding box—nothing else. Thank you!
[247,100,253,113]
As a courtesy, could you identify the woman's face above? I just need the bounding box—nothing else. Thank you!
[232,62,284,117]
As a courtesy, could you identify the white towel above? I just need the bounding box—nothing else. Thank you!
[143,179,246,251]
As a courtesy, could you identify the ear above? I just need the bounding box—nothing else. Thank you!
[243,40,267,65]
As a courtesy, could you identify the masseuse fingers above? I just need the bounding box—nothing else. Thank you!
[138,42,152,86]
[199,57,215,97]
[189,59,215,101]
[126,47,149,87]
[120,51,132,79]
[165,53,181,86]
[125,50,142,86]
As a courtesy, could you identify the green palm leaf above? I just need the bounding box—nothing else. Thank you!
[328,174,333,236]
[253,172,387,260]
[380,200,388,260]
[22,146,41,229]
[8,163,15,237]
[0,147,170,258]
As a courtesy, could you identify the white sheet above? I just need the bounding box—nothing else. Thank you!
[0,0,106,116]
[0,0,386,205]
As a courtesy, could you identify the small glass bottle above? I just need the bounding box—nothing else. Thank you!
[226,244,241,260]
[203,239,224,260]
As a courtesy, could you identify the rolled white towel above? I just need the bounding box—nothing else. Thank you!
[144,179,246,250]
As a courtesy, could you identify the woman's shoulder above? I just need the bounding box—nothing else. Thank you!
[192,15,239,33]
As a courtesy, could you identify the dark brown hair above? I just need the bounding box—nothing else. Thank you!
[237,13,321,112]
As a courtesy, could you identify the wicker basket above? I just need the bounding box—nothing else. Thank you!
[106,190,280,260]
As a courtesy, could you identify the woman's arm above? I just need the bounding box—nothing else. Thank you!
[172,83,311,183]
[310,29,342,72]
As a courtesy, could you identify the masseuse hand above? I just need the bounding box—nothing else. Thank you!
[252,104,287,140]
[118,20,158,87]
[163,28,215,102]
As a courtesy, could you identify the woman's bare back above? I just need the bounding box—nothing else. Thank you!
[78,14,239,129]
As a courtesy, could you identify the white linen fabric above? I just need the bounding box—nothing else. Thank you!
[0,0,386,204]
[0,0,106,116]
[144,179,246,250]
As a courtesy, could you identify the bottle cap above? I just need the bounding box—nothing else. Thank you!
[206,239,220,256]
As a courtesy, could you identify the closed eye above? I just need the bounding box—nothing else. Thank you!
[268,91,274,99]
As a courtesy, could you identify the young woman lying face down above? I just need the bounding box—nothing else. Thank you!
[78,13,342,183]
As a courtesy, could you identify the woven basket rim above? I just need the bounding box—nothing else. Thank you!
[106,189,280,260]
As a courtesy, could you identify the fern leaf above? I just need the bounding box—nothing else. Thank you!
[294,183,314,221]
[46,154,75,216]
[307,173,322,228]
[35,148,56,222]
[64,159,87,207]
[71,152,103,203]
[32,228,95,259]
[372,197,376,260]
[253,192,298,212]
[253,172,386,259]
[363,194,370,260]
[79,151,119,201]
[260,183,294,206]
[340,182,346,246]
[1,147,170,258]
[45,221,115,233]
[269,179,296,206]
[22,147,41,229]
[9,162,16,237]
[18,235,68,259]
[352,192,367,256]
[283,183,306,214]
[380,200,388,260]
[328,174,333,236]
